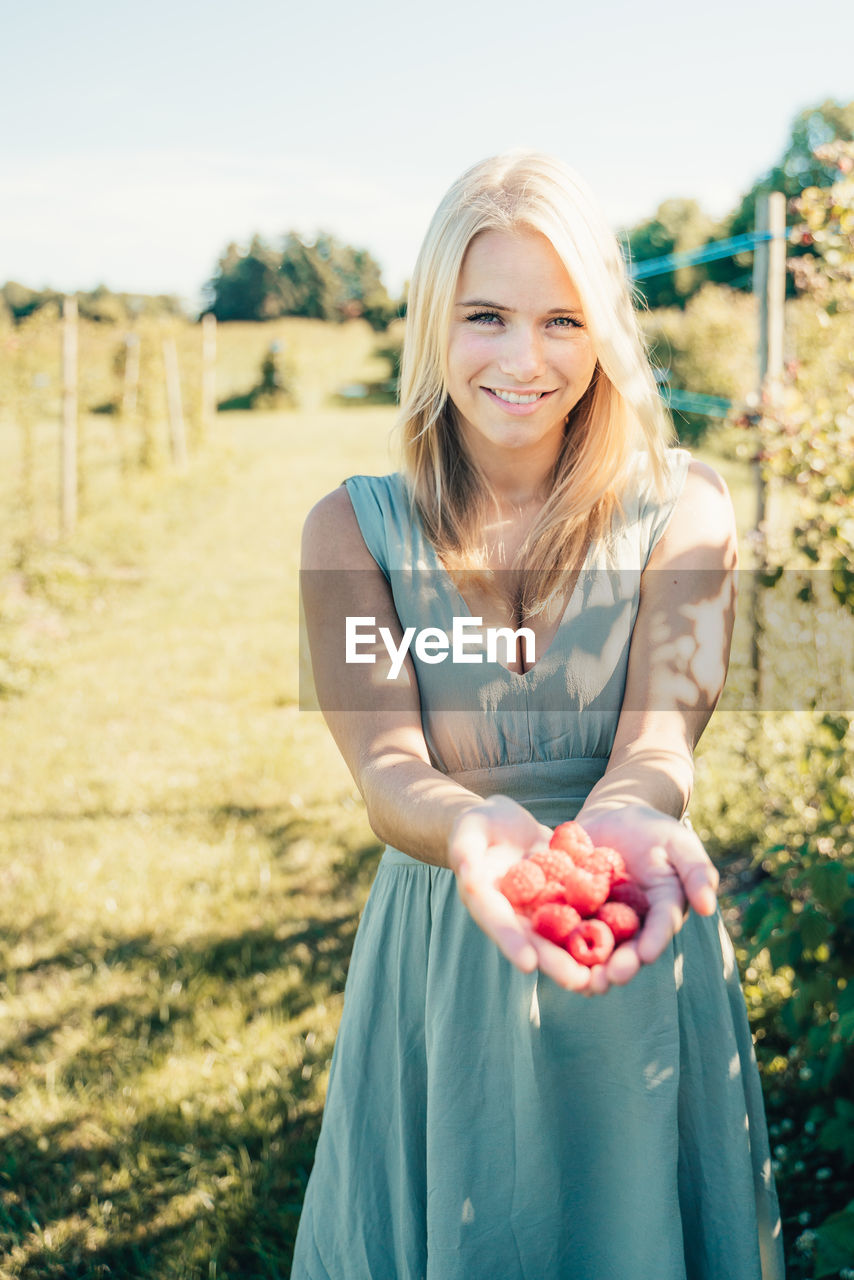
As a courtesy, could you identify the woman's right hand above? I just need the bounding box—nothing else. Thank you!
[448,796,593,993]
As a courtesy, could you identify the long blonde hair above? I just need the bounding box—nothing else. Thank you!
[397,151,675,611]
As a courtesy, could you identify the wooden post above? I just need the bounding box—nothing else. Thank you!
[162,335,188,470]
[749,192,787,702]
[61,296,78,535]
[122,332,140,418]
[201,313,217,438]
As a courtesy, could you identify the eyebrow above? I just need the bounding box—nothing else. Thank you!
[456,298,583,315]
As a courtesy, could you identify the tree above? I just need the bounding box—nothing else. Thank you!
[707,99,854,290]
[205,236,288,322]
[625,199,720,309]
[203,231,397,329]
[276,233,337,320]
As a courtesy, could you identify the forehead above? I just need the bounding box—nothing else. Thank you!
[456,227,582,308]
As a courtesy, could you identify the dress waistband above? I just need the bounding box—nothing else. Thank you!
[445,757,608,800]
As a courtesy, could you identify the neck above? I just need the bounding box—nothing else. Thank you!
[473,447,559,512]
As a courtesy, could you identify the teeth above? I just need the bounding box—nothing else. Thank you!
[490,389,543,405]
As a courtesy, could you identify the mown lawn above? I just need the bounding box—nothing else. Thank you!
[0,403,764,1277]
[0,407,396,1278]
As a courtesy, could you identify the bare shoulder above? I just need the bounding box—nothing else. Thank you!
[651,457,738,571]
[301,484,376,572]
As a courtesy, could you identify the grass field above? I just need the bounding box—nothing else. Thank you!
[0,401,783,1277]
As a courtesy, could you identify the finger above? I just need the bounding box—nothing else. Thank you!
[667,835,720,917]
[636,891,684,965]
[587,964,610,996]
[529,935,590,992]
[460,874,539,973]
[604,941,642,986]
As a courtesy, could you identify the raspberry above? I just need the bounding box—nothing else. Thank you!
[549,821,594,859]
[560,861,610,917]
[532,902,581,947]
[597,901,641,943]
[525,879,568,915]
[608,881,650,916]
[529,848,576,883]
[596,845,629,887]
[567,919,615,966]
[497,859,546,909]
[570,846,612,879]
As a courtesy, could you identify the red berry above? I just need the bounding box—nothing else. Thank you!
[530,848,576,883]
[498,859,546,909]
[595,845,629,886]
[571,846,612,879]
[560,862,611,916]
[525,879,568,915]
[549,821,594,859]
[608,881,650,916]
[567,920,615,966]
[597,901,641,943]
[532,902,581,947]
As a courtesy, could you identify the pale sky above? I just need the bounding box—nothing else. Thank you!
[1,0,852,310]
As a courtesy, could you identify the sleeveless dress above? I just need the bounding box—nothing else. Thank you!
[291,449,785,1280]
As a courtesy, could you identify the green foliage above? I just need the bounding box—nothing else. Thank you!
[639,284,756,443]
[815,1201,854,1277]
[708,138,854,1278]
[219,341,296,412]
[0,282,186,326]
[204,231,398,331]
[626,199,722,309]
[729,141,854,599]
[709,99,854,296]
[727,100,854,241]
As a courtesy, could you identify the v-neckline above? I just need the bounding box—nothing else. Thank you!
[424,535,598,682]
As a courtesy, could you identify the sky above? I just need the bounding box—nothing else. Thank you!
[1,0,852,311]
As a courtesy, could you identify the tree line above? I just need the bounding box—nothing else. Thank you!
[1,99,851,332]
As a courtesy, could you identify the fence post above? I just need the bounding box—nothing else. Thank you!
[61,296,78,535]
[162,335,188,470]
[749,191,787,703]
[201,313,217,439]
[122,331,140,419]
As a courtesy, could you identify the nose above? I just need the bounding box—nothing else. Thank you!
[498,323,546,383]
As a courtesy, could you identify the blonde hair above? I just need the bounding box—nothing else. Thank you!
[397,151,675,610]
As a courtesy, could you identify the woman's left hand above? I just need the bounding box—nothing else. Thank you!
[573,803,719,995]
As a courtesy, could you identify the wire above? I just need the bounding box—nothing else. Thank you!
[660,388,733,419]
[629,229,783,281]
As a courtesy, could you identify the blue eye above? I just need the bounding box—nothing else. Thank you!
[549,315,583,329]
[465,311,502,325]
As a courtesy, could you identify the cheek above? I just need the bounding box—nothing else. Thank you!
[562,342,597,384]
[448,332,492,382]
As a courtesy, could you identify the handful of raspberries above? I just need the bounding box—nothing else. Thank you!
[497,821,649,967]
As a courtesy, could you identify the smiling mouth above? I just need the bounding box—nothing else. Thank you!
[487,388,551,405]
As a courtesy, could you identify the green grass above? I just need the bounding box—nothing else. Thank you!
[0,390,782,1277]
[0,406,397,1278]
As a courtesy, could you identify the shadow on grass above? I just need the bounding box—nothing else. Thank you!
[0,802,383,1277]
[1,1069,320,1279]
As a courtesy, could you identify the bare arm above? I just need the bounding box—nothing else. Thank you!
[575,458,738,988]
[301,485,588,988]
[579,458,738,822]
[301,485,476,866]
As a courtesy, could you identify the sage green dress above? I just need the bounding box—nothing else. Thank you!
[291,449,785,1280]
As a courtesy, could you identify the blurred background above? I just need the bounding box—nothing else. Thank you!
[1,1,853,1276]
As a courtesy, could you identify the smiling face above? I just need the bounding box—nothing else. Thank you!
[446,227,599,477]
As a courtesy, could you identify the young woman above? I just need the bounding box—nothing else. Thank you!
[293,152,784,1279]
